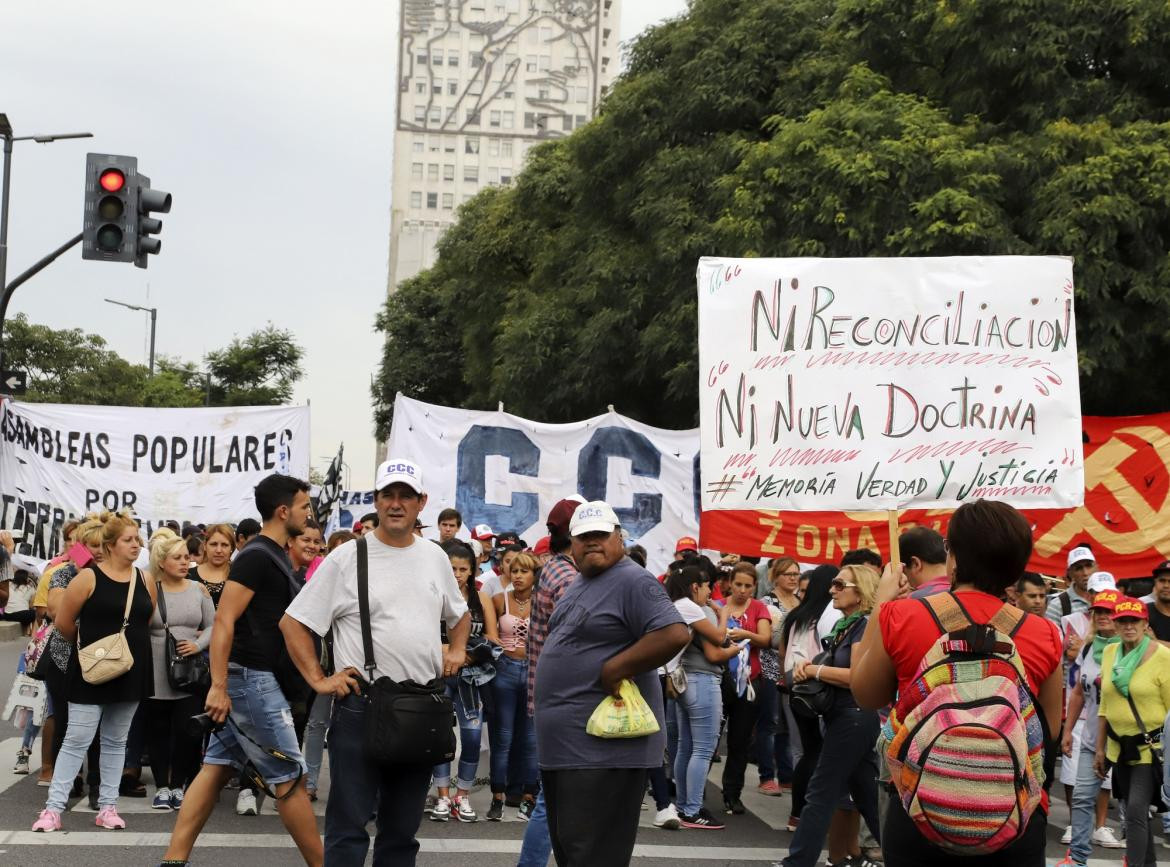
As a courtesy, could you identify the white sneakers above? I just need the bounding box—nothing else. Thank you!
[236,788,260,816]
[1061,824,1072,844]
[653,803,681,830]
[430,796,452,821]
[1091,825,1125,848]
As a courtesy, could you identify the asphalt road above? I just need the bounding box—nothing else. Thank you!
[0,637,1153,865]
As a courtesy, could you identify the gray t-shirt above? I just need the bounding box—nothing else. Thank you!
[534,556,684,770]
[680,608,723,676]
[150,580,216,700]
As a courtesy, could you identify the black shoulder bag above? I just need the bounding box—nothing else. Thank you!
[356,536,456,766]
[157,586,211,693]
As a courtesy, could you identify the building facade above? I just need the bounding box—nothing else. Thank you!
[387,0,622,293]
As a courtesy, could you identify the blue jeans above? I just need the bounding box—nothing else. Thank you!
[433,678,483,791]
[489,656,538,794]
[325,692,433,866]
[673,671,722,816]
[756,676,787,782]
[45,700,137,812]
[1070,741,1103,865]
[203,664,306,784]
[517,788,552,867]
[303,693,332,791]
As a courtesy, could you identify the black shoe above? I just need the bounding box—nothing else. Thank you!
[486,798,504,821]
[518,798,534,821]
[88,788,99,811]
[680,808,726,830]
[723,796,745,815]
[504,794,522,808]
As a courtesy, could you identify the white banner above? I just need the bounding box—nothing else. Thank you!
[697,256,1084,511]
[386,395,699,573]
[0,400,311,561]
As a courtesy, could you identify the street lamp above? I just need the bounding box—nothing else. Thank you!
[104,297,157,376]
[0,113,93,369]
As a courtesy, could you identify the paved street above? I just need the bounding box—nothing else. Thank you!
[0,638,1149,865]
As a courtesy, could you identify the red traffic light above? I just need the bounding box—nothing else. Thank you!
[99,169,125,192]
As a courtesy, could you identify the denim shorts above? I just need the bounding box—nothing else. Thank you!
[203,663,307,785]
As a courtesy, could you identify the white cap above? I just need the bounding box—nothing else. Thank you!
[1087,571,1117,593]
[375,459,423,495]
[1067,546,1095,569]
[569,500,620,536]
[470,524,495,542]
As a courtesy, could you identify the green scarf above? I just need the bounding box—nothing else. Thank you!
[1091,634,1120,666]
[1111,635,1150,698]
[829,610,864,643]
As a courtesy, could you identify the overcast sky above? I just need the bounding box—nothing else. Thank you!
[0,0,688,488]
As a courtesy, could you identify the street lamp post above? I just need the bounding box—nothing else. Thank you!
[0,113,93,370]
[104,298,157,376]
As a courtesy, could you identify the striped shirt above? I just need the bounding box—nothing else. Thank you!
[526,552,578,716]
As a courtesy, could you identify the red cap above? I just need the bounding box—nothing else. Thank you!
[675,536,699,555]
[1091,589,1120,612]
[546,499,579,536]
[1112,597,1149,621]
[533,536,551,556]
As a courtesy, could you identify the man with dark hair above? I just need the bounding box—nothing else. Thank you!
[436,508,462,543]
[534,501,688,865]
[1014,572,1048,616]
[162,474,320,867]
[357,513,378,536]
[234,518,260,552]
[841,548,883,570]
[900,527,949,599]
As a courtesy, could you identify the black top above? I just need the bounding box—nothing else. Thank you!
[1149,602,1170,642]
[228,535,294,672]
[824,615,868,715]
[189,566,226,608]
[68,565,154,705]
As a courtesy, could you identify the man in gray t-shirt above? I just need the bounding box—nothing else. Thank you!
[534,500,688,866]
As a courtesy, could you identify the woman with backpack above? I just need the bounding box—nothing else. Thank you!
[779,564,883,867]
[852,499,1064,866]
[1093,596,1170,867]
[778,564,839,832]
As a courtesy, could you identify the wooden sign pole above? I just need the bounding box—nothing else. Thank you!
[888,510,901,568]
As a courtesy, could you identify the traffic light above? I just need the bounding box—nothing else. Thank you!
[81,153,172,268]
[82,153,137,262]
[134,173,171,269]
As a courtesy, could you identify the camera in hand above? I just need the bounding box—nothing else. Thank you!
[187,712,225,738]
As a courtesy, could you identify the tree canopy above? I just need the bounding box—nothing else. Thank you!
[372,0,1170,438]
[3,314,303,408]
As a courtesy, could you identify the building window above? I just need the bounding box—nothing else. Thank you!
[444,141,455,153]
[414,106,426,123]
[577,86,588,102]
[443,164,455,180]
[501,171,512,184]
[415,81,426,94]
[426,192,438,209]
[539,55,550,71]
[411,162,423,179]
[442,193,454,209]
[465,137,480,154]
[448,80,458,95]
[429,137,441,152]
[428,164,439,181]
[448,50,459,66]
[433,79,443,94]
[487,167,499,183]
[464,165,479,182]
[489,110,501,128]
[466,110,480,125]
[577,115,586,127]
[503,87,514,99]
[525,55,537,72]
[501,141,513,157]
[432,51,443,65]
[410,191,422,208]
[488,139,500,157]
[417,52,428,64]
[563,115,573,131]
[412,140,425,153]
[471,51,484,68]
[540,26,552,42]
[503,111,514,128]
[429,107,441,124]
[524,112,534,129]
[538,87,550,100]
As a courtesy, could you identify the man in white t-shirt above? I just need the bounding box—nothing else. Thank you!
[281,458,469,866]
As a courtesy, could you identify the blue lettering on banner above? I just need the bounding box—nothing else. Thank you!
[577,427,662,538]
[456,425,540,532]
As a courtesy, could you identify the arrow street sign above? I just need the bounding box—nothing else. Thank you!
[1,369,27,395]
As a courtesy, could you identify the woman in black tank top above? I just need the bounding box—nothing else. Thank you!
[32,515,155,833]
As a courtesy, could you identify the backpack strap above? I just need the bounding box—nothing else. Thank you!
[990,602,1027,638]
[355,536,377,680]
[920,592,974,634]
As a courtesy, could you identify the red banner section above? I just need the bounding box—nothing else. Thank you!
[700,413,1170,578]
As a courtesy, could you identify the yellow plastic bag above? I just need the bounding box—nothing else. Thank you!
[585,679,661,739]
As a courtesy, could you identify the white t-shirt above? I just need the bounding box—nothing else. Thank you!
[480,572,506,599]
[665,598,708,672]
[3,582,33,613]
[285,534,468,683]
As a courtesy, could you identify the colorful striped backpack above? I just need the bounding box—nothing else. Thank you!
[883,592,1045,855]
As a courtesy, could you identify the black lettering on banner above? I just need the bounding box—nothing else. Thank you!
[244,436,260,471]
[263,433,276,469]
[133,434,149,472]
[225,438,242,473]
[170,436,189,474]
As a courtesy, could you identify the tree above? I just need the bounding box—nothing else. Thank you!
[205,325,304,406]
[3,315,304,408]
[372,0,1170,437]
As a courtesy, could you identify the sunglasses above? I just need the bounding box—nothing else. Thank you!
[830,579,857,591]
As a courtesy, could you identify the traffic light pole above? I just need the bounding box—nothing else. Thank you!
[0,233,83,369]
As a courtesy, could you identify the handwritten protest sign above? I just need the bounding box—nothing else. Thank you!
[697,257,1084,511]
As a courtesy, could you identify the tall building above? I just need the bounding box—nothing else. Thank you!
[387,0,622,293]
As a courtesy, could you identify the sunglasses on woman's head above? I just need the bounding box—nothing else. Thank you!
[830,579,857,591]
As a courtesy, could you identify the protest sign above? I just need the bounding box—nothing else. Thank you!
[0,399,310,561]
[386,394,699,573]
[697,256,1084,511]
[700,413,1170,579]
